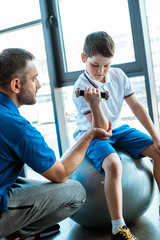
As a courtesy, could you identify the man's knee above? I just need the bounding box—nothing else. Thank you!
[66,179,86,205]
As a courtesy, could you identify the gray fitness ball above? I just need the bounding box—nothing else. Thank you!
[70,149,155,228]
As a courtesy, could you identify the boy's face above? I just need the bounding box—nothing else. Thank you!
[81,53,112,83]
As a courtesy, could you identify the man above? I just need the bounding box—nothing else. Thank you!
[0,48,111,240]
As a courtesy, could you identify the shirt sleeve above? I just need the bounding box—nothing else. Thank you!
[15,123,56,173]
[119,69,134,98]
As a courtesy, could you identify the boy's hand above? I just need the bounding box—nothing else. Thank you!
[83,87,101,107]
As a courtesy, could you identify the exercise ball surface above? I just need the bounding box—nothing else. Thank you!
[70,149,155,228]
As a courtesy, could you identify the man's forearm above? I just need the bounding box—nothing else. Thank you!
[60,128,95,171]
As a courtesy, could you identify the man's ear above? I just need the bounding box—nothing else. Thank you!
[81,53,86,63]
[10,78,21,93]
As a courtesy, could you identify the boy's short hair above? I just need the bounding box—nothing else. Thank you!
[0,48,35,88]
[83,31,115,59]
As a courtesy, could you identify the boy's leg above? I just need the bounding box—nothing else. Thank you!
[0,177,86,239]
[140,144,160,192]
[87,138,124,221]
[87,134,139,239]
[102,153,139,239]
[102,153,123,220]
[101,153,139,240]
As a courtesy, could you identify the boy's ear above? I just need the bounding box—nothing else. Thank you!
[81,53,86,63]
[10,78,21,93]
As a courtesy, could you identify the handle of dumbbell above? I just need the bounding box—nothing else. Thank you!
[75,89,110,100]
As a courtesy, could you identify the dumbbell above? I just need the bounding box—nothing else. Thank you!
[75,87,110,100]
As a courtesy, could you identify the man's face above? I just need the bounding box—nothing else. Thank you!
[18,61,41,106]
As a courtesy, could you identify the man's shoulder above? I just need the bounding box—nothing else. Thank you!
[0,110,30,142]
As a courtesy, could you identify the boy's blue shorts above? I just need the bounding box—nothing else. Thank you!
[87,124,153,172]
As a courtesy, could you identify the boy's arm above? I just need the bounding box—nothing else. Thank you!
[125,94,160,151]
[83,87,109,131]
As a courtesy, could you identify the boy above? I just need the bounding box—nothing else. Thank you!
[72,31,160,240]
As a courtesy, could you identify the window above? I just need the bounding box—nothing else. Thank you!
[61,86,77,146]
[0,0,41,29]
[59,0,135,72]
[145,0,160,124]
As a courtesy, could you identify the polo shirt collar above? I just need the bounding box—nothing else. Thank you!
[0,92,20,116]
[84,70,111,88]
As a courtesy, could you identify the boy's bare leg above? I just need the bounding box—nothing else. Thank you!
[102,153,139,239]
[102,153,123,220]
[140,144,160,192]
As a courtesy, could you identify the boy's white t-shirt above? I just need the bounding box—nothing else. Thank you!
[72,67,134,141]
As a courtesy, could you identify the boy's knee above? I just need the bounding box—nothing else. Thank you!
[102,156,122,176]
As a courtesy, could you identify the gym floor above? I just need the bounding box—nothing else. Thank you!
[45,188,160,240]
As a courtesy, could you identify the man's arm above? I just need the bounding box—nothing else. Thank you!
[41,127,112,183]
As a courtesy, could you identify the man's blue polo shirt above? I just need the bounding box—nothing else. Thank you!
[0,93,56,213]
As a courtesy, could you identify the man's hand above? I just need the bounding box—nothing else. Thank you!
[93,121,112,140]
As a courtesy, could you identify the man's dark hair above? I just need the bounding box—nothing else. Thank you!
[0,48,35,88]
[83,31,115,59]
